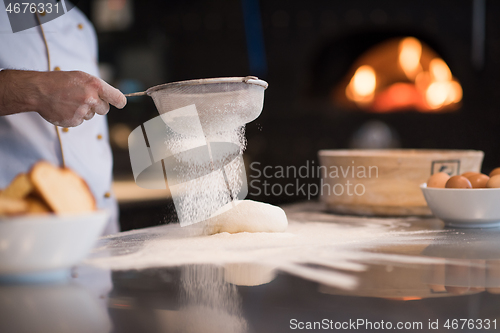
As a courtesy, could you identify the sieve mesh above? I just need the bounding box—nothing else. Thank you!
[147,77,267,139]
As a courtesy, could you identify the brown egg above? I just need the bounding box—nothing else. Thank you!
[489,168,500,177]
[461,171,480,178]
[486,175,500,188]
[445,175,472,189]
[467,173,490,188]
[427,172,450,188]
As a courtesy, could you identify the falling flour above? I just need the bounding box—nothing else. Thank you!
[165,124,254,227]
[88,203,448,291]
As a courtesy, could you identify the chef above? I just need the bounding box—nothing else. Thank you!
[0,4,127,234]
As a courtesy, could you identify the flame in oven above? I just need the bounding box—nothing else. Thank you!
[341,36,463,113]
[346,65,377,104]
[399,37,422,80]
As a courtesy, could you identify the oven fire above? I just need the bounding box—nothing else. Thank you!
[341,37,462,113]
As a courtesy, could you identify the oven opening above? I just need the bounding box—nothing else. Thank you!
[333,36,462,113]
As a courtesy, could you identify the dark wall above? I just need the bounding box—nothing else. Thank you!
[80,0,500,206]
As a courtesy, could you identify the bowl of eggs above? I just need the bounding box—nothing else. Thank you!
[421,168,500,228]
[318,149,484,216]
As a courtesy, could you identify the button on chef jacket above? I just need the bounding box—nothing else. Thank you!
[0,4,118,235]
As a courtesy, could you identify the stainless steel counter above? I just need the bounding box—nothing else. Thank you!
[2,202,500,333]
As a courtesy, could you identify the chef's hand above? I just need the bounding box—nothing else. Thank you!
[0,69,127,127]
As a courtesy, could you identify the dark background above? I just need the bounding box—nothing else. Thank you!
[75,0,500,229]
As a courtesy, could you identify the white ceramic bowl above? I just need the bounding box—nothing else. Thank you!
[420,184,500,228]
[0,211,109,277]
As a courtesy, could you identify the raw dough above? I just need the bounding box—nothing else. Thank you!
[203,200,288,235]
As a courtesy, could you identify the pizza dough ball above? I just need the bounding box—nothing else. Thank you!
[204,200,288,235]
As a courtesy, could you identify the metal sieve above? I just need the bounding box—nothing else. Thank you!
[126,76,268,226]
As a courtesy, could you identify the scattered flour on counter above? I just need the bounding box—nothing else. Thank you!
[87,204,448,290]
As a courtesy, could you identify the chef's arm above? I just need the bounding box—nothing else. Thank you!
[0,69,126,127]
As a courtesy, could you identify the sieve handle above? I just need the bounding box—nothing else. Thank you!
[124,91,147,97]
[243,76,258,83]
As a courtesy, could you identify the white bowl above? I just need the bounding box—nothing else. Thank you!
[0,211,109,277]
[420,184,500,228]
[0,284,111,333]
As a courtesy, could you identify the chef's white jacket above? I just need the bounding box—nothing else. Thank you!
[0,3,118,234]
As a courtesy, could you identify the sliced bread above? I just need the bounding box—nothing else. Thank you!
[29,161,96,214]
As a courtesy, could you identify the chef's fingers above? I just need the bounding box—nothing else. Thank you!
[92,99,110,116]
[84,110,95,121]
[98,78,127,109]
